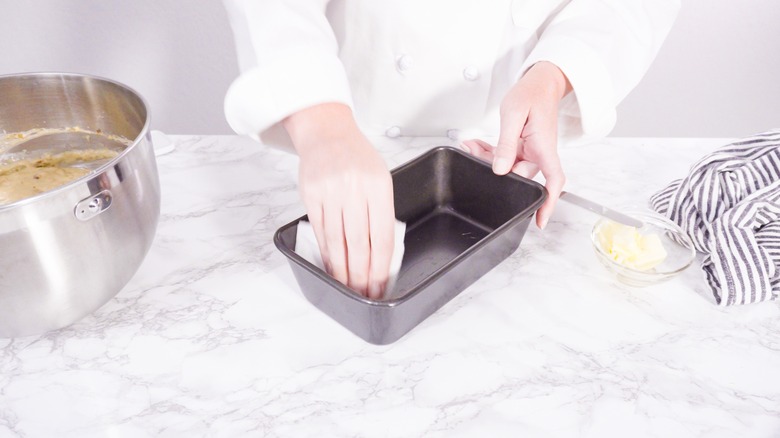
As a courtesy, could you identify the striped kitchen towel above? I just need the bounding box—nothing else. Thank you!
[650,129,780,306]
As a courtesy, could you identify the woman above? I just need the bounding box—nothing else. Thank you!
[223,0,680,298]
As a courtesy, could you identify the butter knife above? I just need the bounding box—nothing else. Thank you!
[559,191,644,228]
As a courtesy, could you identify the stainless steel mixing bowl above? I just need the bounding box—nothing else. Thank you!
[0,73,160,337]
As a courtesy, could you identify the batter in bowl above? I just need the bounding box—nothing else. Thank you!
[0,149,118,205]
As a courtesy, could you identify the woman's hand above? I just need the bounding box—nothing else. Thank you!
[284,103,395,298]
[462,61,571,229]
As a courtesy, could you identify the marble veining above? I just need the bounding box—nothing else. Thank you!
[0,135,778,437]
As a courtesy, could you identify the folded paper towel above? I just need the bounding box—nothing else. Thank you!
[295,220,407,293]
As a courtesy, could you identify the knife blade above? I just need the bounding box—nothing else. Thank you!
[559,191,644,228]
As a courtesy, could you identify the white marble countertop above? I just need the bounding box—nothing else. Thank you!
[1,135,779,438]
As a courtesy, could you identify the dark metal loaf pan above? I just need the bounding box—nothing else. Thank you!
[274,146,546,344]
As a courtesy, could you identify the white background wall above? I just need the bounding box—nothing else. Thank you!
[2,0,778,137]
[1,1,237,134]
[611,0,780,137]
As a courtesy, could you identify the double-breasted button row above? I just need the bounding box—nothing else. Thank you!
[395,53,479,82]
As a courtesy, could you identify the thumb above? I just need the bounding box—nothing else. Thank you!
[493,108,528,175]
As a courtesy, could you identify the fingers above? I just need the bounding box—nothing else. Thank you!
[367,176,395,299]
[342,194,370,295]
[310,171,395,299]
[510,151,562,229]
[535,152,566,230]
[493,107,530,175]
[511,160,539,180]
[322,202,349,286]
[463,139,540,180]
[460,139,495,163]
[305,202,330,272]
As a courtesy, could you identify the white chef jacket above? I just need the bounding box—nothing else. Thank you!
[223,0,679,147]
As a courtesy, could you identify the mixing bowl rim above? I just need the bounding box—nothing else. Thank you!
[0,71,152,211]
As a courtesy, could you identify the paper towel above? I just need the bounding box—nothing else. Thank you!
[295,220,406,292]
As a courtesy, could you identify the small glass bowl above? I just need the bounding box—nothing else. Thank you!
[590,210,696,287]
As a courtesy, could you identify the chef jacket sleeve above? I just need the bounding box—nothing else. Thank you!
[223,0,352,145]
[518,0,680,139]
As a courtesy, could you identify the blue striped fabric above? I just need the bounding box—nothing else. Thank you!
[650,130,780,306]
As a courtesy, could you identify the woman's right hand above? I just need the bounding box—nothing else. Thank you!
[283,103,396,299]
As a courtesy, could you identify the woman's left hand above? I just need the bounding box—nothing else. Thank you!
[461,61,571,230]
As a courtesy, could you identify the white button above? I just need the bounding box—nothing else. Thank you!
[396,55,413,74]
[463,66,480,81]
[385,126,401,138]
[447,129,462,141]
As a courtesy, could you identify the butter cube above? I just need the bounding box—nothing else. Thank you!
[597,221,668,271]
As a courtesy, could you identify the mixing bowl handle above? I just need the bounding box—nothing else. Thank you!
[74,190,113,221]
